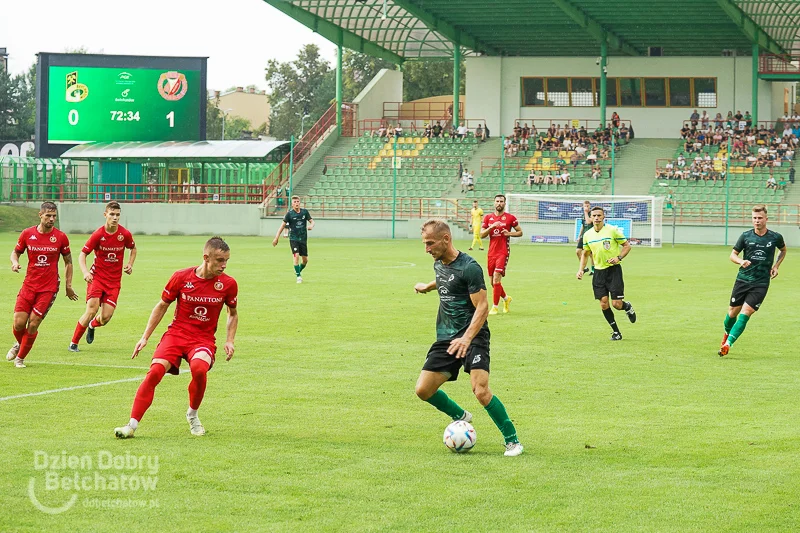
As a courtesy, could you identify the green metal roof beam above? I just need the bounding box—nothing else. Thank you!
[389,0,500,55]
[262,0,405,64]
[548,0,643,56]
[713,0,788,56]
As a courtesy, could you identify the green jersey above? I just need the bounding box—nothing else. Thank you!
[583,223,627,270]
[733,229,785,287]
[283,208,312,242]
[433,252,489,341]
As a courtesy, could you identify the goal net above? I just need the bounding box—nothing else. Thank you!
[505,194,664,247]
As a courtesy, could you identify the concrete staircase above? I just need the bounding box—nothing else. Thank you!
[442,137,503,197]
[292,136,360,197]
[612,138,678,195]
[780,159,799,204]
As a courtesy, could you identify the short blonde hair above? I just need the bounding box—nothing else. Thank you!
[420,219,451,236]
[752,205,767,215]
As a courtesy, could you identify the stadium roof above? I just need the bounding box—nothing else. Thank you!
[61,141,290,162]
[264,0,799,60]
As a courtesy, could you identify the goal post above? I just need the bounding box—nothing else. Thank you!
[505,194,664,247]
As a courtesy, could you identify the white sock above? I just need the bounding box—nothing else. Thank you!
[128,418,138,430]
[187,408,198,418]
[503,296,509,301]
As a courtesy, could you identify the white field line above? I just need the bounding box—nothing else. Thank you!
[0,377,143,402]
[35,361,149,370]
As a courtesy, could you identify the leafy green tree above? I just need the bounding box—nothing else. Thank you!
[13,64,36,140]
[402,60,465,102]
[0,67,19,140]
[206,98,223,140]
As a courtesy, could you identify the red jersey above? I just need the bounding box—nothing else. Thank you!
[482,212,519,257]
[161,267,238,343]
[14,226,71,293]
[82,225,135,286]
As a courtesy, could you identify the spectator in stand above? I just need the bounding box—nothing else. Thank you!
[690,109,700,126]
[746,153,758,168]
[521,123,531,139]
[726,111,735,128]
[701,111,710,128]
[744,111,752,127]
[535,171,544,184]
[475,124,486,142]
[591,167,601,180]
[790,167,796,184]
[378,123,388,140]
[456,123,468,141]
[677,154,686,167]
[432,121,443,138]
[766,175,777,190]
[461,168,469,193]
[570,151,580,169]
[424,123,432,138]
[394,123,403,137]
[520,135,529,152]
[714,113,724,129]
[586,149,598,165]
[528,170,536,188]
[560,169,571,185]
[467,170,475,192]
[619,124,630,141]
[445,104,454,129]
[680,125,691,139]
[611,112,621,128]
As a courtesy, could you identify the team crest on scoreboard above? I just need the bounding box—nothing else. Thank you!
[214,281,224,291]
[158,71,188,101]
[65,71,89,103]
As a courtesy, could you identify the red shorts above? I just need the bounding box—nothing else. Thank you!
[86,279,121,308]
[487,254,509,277]
[153,333,216,375]
[15,286,58,318]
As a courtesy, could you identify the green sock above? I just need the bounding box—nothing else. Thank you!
[727,314,750,346]
[300,263,306,272]
[294,265,301,276]
[484,395,518,444]
[425,390,465,420]
[723,314,737,334]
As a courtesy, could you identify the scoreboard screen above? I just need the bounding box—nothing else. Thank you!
[36,53,207,158]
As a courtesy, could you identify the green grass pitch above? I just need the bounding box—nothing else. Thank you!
[0,234,798,532]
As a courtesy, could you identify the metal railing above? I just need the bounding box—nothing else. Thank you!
[668,201,800,225]
[323,155,460,170]
[758,54,800,74]
[358,118,486,137]
[513,118,632,132]
[261,195,461,219]
[11,183,270,204]
[383,101,464,122]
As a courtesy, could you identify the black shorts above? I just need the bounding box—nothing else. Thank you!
[576,236,584,249]
[592,265,625,300]
[729,280,768,310]
[422,337,490,382]
[289,240,308,257]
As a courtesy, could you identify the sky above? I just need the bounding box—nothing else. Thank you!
[2,0,338,92]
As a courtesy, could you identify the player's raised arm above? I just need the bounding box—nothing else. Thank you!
[125,245,137,275]
[62,253,79,300]
[132,300,171,358]
[224,306,238,361]
[414,280,436,293]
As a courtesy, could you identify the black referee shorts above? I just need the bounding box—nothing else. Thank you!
[592,264,625,300]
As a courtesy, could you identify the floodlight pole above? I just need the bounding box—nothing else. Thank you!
[289,135,295,201]
[453,44,461,130]
[752,43,759,125]
[724,136,731,246]
[336,42,343,135]
[599,40,608,126]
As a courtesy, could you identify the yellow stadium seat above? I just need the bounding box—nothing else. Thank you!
[413,137,421,144]
[402,149,411,157]
[416,143,424,150]
[534,151,542,157]
[411,150,419,157]
[421,138,429,144]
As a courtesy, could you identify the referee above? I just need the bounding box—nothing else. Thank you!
[577,206,637,340]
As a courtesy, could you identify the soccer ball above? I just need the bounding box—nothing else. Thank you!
[443,420,477,453]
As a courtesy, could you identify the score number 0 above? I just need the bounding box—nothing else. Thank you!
[67,110,175,127]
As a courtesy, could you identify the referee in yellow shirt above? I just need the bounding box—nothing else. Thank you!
[577,206,637,340]
[468,200,484,251]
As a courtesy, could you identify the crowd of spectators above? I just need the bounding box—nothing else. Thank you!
[503,120,629,161]
[374,121,489,143]
[657,111,798,185]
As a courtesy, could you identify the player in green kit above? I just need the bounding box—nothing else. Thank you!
[719,205,787,356]
[272,196,314,283]
[577,206,637,340]
[413,219,523,457]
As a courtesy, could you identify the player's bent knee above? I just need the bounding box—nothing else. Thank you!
[151,358,173,373]
[191,351,213,367]
[472,385,492,406]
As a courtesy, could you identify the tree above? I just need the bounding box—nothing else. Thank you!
[402,60,466,102]
[13,64,36,140]
[265,44,332,140]
[206,98,223,140]
[0,67,19,140]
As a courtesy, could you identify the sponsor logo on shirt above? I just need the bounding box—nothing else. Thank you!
[181,294,223,304]
[29,235,37,240]
[184,282,194,289]
[190,306,209,322]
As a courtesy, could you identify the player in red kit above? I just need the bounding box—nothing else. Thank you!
[480,194,523,315]
[7,202,79,368]
[69,201,137,352]
[114,237,238,438]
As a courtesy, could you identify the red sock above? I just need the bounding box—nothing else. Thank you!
[17,332,38,360]
[499,283,506,298]
[12,327,24,344]
[90,318,102,328]
[72,322,88,344]
[130,364,167,422]
[492,284,502,306]
[188,358,210,410]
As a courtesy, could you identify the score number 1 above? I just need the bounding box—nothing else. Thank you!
[166,111,174,128]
